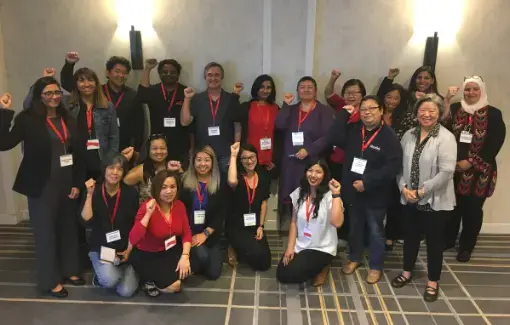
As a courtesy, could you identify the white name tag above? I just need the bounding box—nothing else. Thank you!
[292,132,304,146]
[60,154,73,167]
[87,139,100,150]
[260,137,272,150]
[460,131,473,143]
[100,246,117,263]
[165,236,177,250]
[351,157,367,174]
[303,226,312,239]
[243,213,257,227]
[194,210,206,225]
[105,230,121,243]
[117,118,120,127]
[164,117,176,128]
[208,126,220,136]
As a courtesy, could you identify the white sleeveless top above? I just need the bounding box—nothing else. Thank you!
[290,188,339,256]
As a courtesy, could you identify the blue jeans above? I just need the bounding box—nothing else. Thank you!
[191,243,223,280]
[88,251,139,297]
[348,204,386,270]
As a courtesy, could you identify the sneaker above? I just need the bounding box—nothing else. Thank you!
[456,251,471,263]
[143,281,160,297]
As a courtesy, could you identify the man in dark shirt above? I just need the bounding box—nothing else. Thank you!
[180,62,243,174]
[60,52,145,157]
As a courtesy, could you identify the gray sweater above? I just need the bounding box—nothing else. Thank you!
[398,124,457,211]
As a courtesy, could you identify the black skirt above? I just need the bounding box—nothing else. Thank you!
[130,245,183,289]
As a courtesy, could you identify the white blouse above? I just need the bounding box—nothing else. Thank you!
[290,188,339,256]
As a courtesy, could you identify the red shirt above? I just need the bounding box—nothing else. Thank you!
[129,199,192,252]
[247,101,279,166]
[326,94,360,163]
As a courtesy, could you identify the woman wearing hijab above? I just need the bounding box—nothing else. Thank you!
[445,76,506,262]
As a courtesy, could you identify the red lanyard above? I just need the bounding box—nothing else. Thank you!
[361,123,383,152]
[305,196,314,222]
[103,85,124,110]
[256,103,271,133]
[102,185,121,226]
[161,84,178,112]
[298,101,317,129]
[208,93,221,124]
[46,117,68,144]
[196,182,208,207]
[243,174,258,211]
[86,106,94,136]
[156,203,173,231]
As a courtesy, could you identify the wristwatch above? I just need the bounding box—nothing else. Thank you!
[259,224,265,229]
[203,229,211,237]
[332,193,341,198]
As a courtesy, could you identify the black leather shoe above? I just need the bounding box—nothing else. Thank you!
[49,287,68,298]
[457,251,471,263]
[65,277,86,286]
[423,284,439,302]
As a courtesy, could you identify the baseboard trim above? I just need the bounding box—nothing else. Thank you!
[481,223,510,234]
[0,214,19,225]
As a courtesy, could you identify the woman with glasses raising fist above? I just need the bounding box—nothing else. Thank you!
[0,77,86,298]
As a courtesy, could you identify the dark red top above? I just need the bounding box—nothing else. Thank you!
[129,199,192,252]
[327,94,361,163]
[247,101,279,166]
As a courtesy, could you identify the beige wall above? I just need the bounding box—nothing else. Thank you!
[0,0,508,232]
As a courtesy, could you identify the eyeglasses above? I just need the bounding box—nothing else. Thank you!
[41,90,64,98]
[240,155,257,162]
[464,75,484,82]
[359,106,380,113]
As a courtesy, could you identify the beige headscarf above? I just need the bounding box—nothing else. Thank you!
[461,76,489,115]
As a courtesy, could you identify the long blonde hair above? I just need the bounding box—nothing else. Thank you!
[68,67,109,108]
[182,145,220,194]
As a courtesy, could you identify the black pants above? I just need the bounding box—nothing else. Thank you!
[27,188,80,292]
[385,183,403,241]
[227,227,271,271]
[446,195,486,253]
[276,249,333,284]
[328,160,349,240]
[403,205,447,282]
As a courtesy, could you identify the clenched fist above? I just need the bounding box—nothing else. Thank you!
[184,87,195,99]
[388,68,400,79]
[145,58,158,70]
[0,93,12,109]
[283,93,295,105]
[230,142,240,157]
[233,82,244,95]
[85,178,96,196]
[43,68,56,78]
[65,52,80,64]
[330,69,341,80]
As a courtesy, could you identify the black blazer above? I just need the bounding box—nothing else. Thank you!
[0,108,86,197]
[178,182,228,247]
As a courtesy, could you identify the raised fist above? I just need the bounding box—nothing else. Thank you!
[43,68,56,78]
[328,178,341,194]
[167,160,182,172]
[230,142,240,157]
[0,93,12,109]
[343,105,355,114]
[145,58,158,70]
[233,82,244,94]
[85,178,96,195]
[65,52,80,64]
[121,146,134,161]
[184,87,196,99]
[330,69,341,80]
[446,86,460,100]
[283,93,295,105]
[146,199,157,216]
[388,68,400,79]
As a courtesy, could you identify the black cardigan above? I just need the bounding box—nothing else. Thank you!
[178,182,228,247]
[82,182,139,252]
[328,109,402,208]
[0,108,86,197]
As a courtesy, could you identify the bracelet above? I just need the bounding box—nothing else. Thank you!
[181,253,189,257]
[332,193,341,198]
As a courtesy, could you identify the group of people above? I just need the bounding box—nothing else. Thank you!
[0,51,506,304]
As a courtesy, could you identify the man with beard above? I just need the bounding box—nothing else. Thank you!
[137,58,192,167]
[60,52,145,159]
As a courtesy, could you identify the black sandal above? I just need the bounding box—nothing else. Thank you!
[423,284,439,302]
[390,273,412,288]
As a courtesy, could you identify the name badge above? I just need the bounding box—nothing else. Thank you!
[87,139,100,150]
[292,132,304,146]
[60,154,73,167]
[105,230,121,243]
[100,246,117,263]
[460,131,473,143]
[303,226,312,239]
[165,236,177,250]
[243,213,257,227]
[194,210,206,225]
[208,126,220,136]
[164,117,176,128]
[351,157,367,174]
[260,137,272,150]
[117,118,120,127]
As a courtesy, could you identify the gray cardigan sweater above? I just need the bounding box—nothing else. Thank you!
[398,124,457,211]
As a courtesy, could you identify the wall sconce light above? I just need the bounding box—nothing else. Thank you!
[129,25,144,70]
[423,32,439,72]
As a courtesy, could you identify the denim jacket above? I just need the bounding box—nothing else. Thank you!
[24,88,119,160]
